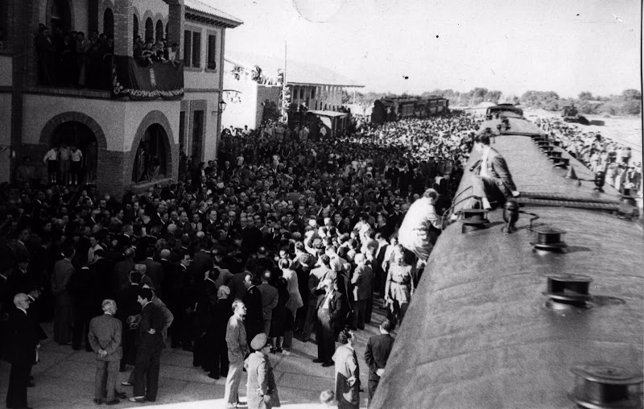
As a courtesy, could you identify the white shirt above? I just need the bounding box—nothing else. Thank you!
[480,147,490,178]
[71,149,83,162]
[43,149,58,162]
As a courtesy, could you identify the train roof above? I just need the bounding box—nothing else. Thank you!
[371,117,643,409]
[481,117,543,136]
[457,118,622,211]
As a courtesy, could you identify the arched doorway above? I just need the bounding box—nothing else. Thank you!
[132,124,170,183]
[49,0,72,31]
[50,121,98,184]
[145,18,154,42]
[155,20,164,42]
[103,8,114,38]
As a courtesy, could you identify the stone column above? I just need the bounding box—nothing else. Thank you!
[113,0,133,56]
[166,1,184,55]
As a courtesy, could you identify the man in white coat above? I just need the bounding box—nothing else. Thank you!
[398,188,441,261]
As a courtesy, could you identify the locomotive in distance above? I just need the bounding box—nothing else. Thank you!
[370,96,450,124]
[370,107,644,409]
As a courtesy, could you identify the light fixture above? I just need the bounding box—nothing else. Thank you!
[218,99,227,114]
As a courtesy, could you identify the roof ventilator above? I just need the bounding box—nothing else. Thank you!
[531,226,567,252]
[540,144,554,155]
[459,208,489,233]
[544,274,592,309]
[501,200,540,233]
[569,363,643,409]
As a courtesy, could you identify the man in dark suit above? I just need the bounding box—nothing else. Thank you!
[112,247,135,294]
[88,299,125,405]
[91,249,114,303]
[142,248,163,298]
[314,278,346,367]
[70,265,100,351]
[52,245,75,345]
[472,131,520,210]
[351,254,374,330]
[4,293,39,409]
[193,268,218,371]
[242,272,264,343]
[364,319,395,401]
[129,288,165,403]
[165,252,190,349]
[116,271,141,372]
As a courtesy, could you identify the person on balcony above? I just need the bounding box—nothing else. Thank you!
[58,144,71,186]
[35,25,55,85]
[43,146,59,184]
[70,146,83,186]
[133,36,144,60]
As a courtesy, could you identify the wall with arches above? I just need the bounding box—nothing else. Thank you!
[134,0,168,38]
[21,93,180,195]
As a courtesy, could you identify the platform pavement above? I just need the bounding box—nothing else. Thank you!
[0,299,393,409]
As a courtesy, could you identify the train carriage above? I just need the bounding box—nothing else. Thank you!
[371,96,449,124]
[371,113,644,409]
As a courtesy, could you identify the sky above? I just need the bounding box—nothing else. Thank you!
[211,0,642,98]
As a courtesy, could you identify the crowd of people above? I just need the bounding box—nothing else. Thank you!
[535,117,642,195]
[133,35,178,66]
[35,23,114,89]
[35,22,177,89]
[0,111,477,408]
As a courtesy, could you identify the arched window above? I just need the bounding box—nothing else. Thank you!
[132,124,169,183]
[155,20,164,42]
[144,18,154,42]
[133,14,139,40]
[103,8,114,38]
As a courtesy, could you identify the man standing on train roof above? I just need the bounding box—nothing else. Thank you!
[471,128,520,210]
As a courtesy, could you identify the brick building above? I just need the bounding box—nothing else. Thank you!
[0,0,241,195]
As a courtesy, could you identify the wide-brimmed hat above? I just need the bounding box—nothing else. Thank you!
[250,333,268,351]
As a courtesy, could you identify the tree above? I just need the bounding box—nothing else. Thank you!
[622,89,641,100]
[622,99,641,115]
[578,91,593,101]
[484,90,502,103]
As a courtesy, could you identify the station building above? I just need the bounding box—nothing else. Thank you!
[221,50,363,130]
[0,0,241,195]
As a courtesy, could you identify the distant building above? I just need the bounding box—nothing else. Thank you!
[222,50,363,130]
[0,0,241,195]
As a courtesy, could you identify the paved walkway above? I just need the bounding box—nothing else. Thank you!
[1,300,391,409]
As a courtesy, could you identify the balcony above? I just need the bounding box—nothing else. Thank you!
[34,48,184,101]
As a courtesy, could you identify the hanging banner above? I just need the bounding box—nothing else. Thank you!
[112,56,184,100]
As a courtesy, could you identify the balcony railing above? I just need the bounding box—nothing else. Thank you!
[112,56,184,100]
[36,50,184,100]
